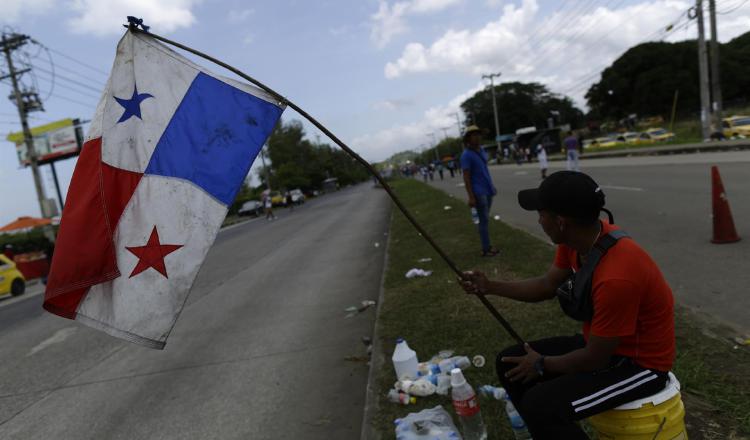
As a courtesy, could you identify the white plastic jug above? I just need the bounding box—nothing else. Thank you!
[392,338,418,380]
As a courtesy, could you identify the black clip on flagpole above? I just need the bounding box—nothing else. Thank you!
[123,18,525,346]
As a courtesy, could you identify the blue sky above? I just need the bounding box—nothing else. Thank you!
[1,0,749,226]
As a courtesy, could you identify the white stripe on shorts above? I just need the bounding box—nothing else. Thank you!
[573,374,658,413]
[571,370,652,407]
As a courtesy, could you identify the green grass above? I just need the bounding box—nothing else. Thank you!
[370,179,750,439]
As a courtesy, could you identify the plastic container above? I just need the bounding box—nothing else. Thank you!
[393,338,419,380]
[450,368,487,440]
[504,398,532,439]
[436,374,452,396]
[388,389,416,405]
[588,372,687,440]
[478,385,506,401]
[471,207,480,225]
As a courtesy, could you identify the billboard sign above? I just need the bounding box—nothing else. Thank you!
[7,118,83,167]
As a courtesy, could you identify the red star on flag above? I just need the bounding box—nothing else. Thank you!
[126,226,183,278]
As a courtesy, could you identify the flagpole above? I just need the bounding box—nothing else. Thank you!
[126,22,524,345]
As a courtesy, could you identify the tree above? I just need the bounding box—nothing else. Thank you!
[460,82,584,138]
[585,31,750,121]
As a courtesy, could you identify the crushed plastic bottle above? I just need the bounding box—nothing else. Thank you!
[478,385,506,401]
[388,389,416,405]
[503,396,532,440]
[450,369,487,440]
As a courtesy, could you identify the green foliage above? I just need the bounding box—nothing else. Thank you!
[461,82,584,138]
[0,228,53,253]
[586,32,750,121]
[262,119,369,191]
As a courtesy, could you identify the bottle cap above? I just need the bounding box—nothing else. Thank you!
[396,337,404,344]
[450,368,466,387]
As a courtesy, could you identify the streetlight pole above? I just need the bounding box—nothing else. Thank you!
[695,0,712,140]
[482,72,502,151]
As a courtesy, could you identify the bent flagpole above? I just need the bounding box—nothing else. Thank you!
[125,20,524,345]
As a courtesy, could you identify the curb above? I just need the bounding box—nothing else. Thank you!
[360,210,393,440]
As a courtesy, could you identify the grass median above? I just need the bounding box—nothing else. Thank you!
[370,178,750,439]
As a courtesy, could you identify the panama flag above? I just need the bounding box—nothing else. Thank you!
[43,31,285,349]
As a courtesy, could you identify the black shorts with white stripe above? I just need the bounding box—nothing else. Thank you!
[496,335,668,440]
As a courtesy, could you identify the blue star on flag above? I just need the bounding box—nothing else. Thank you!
[114,84,154,123]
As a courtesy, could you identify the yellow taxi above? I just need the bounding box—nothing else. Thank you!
[616,132,646,145]
[722,115,750,138]
[0,254,26,297]
[587,136,621,149]
[270,191,286,206]
[641,128,675,142]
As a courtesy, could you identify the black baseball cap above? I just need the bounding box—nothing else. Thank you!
[517,171,606,220]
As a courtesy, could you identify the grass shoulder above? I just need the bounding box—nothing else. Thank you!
[370,179,749,439]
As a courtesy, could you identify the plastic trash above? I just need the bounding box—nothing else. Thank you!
[393,338,419,380]
[388,389,417,405]
[493,215,501,221]
[470,208,480,225]
[409,378,437,396]
[478,385,506,401]
[504,397,532,439]
[472,355,486,368]
[417,258,433,263]
[451,368,487,440]
[394,406,463,440]
[405,268,433,278]
[444,205,453,210]
[436,374,452,396]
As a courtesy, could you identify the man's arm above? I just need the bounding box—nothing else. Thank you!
[503,335,620,383]
[462,169,475,207]
[462,264,570,303]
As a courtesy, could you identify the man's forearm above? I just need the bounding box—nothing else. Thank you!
[485,276,556,302]
[462,172,474,199]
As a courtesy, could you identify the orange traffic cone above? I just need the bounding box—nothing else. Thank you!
[711,166,740,244]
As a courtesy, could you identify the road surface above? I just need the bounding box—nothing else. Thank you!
[430,151,750,334]
[0,183,391,440]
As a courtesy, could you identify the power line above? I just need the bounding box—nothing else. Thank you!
[48,92,98,109]
[717,0,749,13]
[35,42,108,77]
[30,63,102,94]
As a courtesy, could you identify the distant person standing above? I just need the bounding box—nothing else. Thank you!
[420,166,428,182]
[437,162,445,180]
[264,194,276,220]
[285,191,294,212]
[460,125,499,257]
[536,143,548,179]
[564,131,581,172]
[447,159,456,178]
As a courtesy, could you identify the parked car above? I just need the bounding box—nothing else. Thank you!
[641,128,675,142]
[722,115,750,138]
[616,132,645,145]
[0,254,26,297]
[588,137,621,149]
[238,200,262,217]
[289,189,305,204]
[270,191,286,206]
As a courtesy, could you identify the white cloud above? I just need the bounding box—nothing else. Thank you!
[372,98,415,111]
[228,8,254,23]
[0,0,55,22]
[68,0,200,36]
[370,0,462,48]
[353,82,483,161]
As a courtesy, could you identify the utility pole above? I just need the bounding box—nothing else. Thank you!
[428,132,439,162]
[1,32,49,217]
[708,0,723,128]
[452,112,463,136]
[259,143,271,191]
[481,72,502,150]
[695,1,712,140]
[440,126,451,139]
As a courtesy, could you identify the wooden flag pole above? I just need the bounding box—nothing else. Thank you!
[126,20,524,345]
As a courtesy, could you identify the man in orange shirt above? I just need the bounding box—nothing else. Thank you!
[461,171,675,439]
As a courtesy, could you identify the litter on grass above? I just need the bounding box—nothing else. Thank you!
[405,268,432,278]
[417,258,432,263]
[443,205,452,211]
[344,300,377,318]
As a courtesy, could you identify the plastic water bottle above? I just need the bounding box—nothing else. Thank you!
[504,397,532,440]
[392,338,418,380]
[470,207,480,225]
[450,368,487,440]
[478,385,506,401]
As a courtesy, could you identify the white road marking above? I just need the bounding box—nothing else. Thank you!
[601,185,644,192]
[27,327,77,356]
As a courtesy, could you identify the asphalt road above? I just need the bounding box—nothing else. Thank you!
[0,183,391,440]
[430,150,750,335]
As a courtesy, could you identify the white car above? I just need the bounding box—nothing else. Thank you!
[290,189,306,204]
[238,200,262,216]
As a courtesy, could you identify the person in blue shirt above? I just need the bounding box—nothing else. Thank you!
[460,125,499,257]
